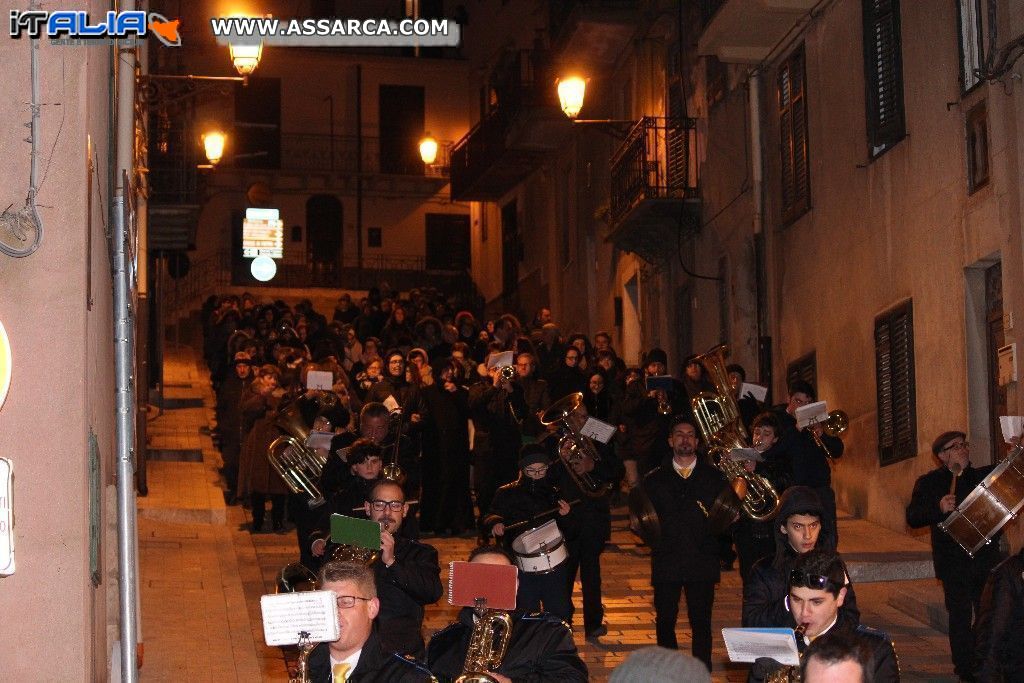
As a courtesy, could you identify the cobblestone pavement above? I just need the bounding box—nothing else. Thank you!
[138,346,958,682]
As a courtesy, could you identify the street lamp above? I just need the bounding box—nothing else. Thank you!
[419,134,439,164]
[202,130,227,166]
[229,37,263,76]
[557,76,587,119]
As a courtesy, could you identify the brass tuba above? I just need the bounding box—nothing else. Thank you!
[267,435,327,508]
[690,345,780,521]
[455,600,514,683]
[540,392,613,499]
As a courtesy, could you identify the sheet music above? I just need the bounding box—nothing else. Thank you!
[383,395,401,413]
[581,417,616,444]
[305,430,334,450]
[721,627,800,666]
[519,519,561,553]
[261,591,340,646]
[486,350,514,370]
[305,370,334,391]
[740,382,768,403]
[999,415,1024,444]
[795,401,828,430]
[728,447,764,463]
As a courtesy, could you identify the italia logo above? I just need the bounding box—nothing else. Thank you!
[8,10,182,46]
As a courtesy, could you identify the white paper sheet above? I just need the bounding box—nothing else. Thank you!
[261,590,340,647]
[795,400,828,430]
[486,350,514,370]
[518,519,562,553]
[305,370,334,391]
[740,382,768,403]
[383,395,401,413]
[581,417,617,444]
[999,415,1024,444]
[305,430,335,450]
[721,627,800,666]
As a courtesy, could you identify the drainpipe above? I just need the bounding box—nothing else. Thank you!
[749,69,770,392]
[113,0,140,678]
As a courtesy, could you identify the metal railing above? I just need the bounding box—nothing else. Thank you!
[610,116,699,227]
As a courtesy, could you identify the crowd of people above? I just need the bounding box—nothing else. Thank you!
[197,286,1021,682]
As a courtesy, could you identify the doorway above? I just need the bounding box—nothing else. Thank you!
[965,256,1004,465]
[306,195,343,283]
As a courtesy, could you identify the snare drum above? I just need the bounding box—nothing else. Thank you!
[939,452,1024,556]
[511,519,568,574]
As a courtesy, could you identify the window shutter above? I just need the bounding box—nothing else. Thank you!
[863,0,906,157]
[876,300,917,465]
[778,47,810,224]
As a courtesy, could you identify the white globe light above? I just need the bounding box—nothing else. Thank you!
[250,255,277,282]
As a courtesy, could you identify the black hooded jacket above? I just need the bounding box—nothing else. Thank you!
[742,486,860,628]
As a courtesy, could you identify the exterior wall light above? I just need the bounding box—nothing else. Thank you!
[202,131,227,166]
[557,76,587,119]
[419,135,439,165]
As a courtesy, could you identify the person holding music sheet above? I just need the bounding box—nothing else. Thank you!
[307,561,437,682]
[483,445,576,623]
[975,546,1024,682]
[426,546,589,682]
[543,422,624,639]
[743,486,859,630]
[731,413,786,584]
[643,416,729,671]
[772,381,843,541]
[906,431,1003,682]
[748,549,898,683]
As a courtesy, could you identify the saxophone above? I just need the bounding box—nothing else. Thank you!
[765,624,807,683]
[455,601,514,683]
[289,631,316,683]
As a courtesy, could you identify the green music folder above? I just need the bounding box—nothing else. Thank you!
[329,514,381,550]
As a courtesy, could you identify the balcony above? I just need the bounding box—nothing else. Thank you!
[697,0,819,63]
[607,117,700,264]
[450,49,568,201]
[548,0,638,70]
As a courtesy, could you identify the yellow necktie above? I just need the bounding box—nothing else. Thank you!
[332,662,351,682]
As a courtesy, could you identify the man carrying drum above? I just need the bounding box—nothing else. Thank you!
[906,430,1005,682]
[482,444,576,623]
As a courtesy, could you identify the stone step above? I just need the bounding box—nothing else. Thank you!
[844,550,935,583]
[887,579,949,634]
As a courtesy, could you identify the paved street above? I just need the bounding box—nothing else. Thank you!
[137,346,958,681]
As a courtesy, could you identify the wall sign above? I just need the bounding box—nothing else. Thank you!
[242,207,284,259]
[0,458,13,576]
[0,320,10,410]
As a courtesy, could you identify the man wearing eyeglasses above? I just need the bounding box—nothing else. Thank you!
[906,431,1004,682]
[364,480,443,658]
[308,561,436,682]
[749,549,898,683]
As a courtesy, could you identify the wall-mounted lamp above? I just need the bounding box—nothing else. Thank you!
[557,76,588,119]
[202,131,227,166]
[229,39,263,77]
[419,135,439,164]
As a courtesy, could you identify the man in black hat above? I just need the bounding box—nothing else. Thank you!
[483,444,576,622]
[906,430,1004,682]
[643,416,728,671]
[743,485,860,630]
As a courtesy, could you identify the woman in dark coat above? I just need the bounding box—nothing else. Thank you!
[237,370,291,533]
[419,361,474,535]
[546,345,588,402]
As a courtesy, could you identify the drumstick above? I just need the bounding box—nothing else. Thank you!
[948,463,962,496]
[503,499,582,533]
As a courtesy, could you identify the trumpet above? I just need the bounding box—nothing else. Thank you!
[806,410,848,466]
[498,364,517,383]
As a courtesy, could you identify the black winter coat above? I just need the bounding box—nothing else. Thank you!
[905,464,1003,581]
[975,549,1024,682]
[426,608,589,682]
[643,457,727,584]
[772,408,843,488]
[374,536,444,656]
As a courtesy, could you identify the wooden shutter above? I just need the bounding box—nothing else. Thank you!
[786,351,817,397]
[778,47,810,224]
[863,0,906,157]
[875,300,917,465]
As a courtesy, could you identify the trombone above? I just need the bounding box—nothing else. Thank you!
[806,410,849,466]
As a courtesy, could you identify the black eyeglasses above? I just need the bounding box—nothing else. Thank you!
[790,570,839,592]
[370,499,404,511]
[941,440,968,453]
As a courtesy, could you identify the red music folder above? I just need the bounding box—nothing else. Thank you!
[447,561,518,610]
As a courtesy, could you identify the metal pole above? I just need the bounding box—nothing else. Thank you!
[112,195,139,682]
[325,94,335,172]
[356,64,363,270]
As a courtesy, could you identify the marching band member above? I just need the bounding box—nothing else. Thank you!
[906,431,1004,682]
[307,561,436,682]
[975,546,1024,682]
[643,416,728,671]
[426,546,589,682]
[743,486,859,630]
[483,444,576,623]
[749,550,898,683]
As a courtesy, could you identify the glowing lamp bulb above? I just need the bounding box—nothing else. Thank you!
[557,77,587,119]
[419,135,439,165]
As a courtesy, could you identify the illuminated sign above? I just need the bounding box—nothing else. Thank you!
[0,458,13,576]
[251,255,278,282]
[242,207,284,259]
[0,320,10,411]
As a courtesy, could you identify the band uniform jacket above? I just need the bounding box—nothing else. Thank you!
[905,464,1003,581]
[308,629,436,682]
[375,536,444,656]
[643,457,728,584]
[426,608,589,682]
[482,477,579,545]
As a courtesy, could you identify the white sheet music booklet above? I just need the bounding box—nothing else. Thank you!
[581,417,616,444]
[721,627,800,666]
[261,590,340,647]
[795,401,828,430]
